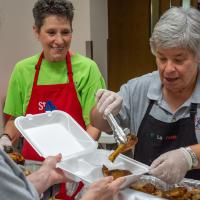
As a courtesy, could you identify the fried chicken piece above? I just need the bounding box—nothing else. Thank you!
[108,134,138,162]
[130,182,157,194]
[163,187,188,199]
[102,165,132,180]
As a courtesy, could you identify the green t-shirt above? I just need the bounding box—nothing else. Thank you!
[4,53,106,125]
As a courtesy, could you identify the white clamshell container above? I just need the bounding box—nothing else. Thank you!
[58,149,149,184]
[15,110,164,199]
[15,110,98,161]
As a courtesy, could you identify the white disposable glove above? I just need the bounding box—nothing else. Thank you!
[149,148,191,184]
[0,135,12,150]
[96,89,123,117]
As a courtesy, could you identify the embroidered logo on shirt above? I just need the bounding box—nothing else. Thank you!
[149,133,177,141]
[150,133,163,141]
[165,135,177,141]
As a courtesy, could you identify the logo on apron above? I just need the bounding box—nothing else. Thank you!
[45,100,57,111]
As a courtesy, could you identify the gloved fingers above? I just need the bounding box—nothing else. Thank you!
[95,89,106,103]
[96,91,121,116]
[159,168,183,184]
[96,90,112,112]
[104,96,123,116]
[150,154,167,169]
[149,149,191,184]
[97,93,114,113]
[149,161,166,178]
[150,161,173,183]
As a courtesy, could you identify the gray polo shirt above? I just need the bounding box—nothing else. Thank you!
[0,149,39,200]
[117,70,200,143]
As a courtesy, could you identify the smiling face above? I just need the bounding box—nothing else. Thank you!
[156,47,199,94]
[34,15,72,62]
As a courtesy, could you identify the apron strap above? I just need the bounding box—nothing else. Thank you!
[33,52,44,86]
[33,52,72,86]
[190,103,197,121]
[146,100,155,115]
[66,52,73,83]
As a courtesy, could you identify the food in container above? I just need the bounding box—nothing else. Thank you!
[102,164,132,180]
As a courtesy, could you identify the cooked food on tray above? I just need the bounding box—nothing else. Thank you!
[102,165,132,180]
[108,134,138,162]
[4,146,25,165]
[130,182,157,194]
[130,182,200,200]
[164,187,187,199]
[102,163,200,200]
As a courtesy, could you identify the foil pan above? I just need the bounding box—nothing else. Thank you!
[136,175,171,190]
[177,178,200,189]
[123,175,200,200]
[134,175,200,191]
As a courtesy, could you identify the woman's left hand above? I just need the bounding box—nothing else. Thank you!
[149,149,190,184]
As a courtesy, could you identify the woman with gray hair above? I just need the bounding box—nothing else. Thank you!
[90,6,200,184]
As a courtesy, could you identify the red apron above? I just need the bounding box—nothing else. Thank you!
[22,51,85,200]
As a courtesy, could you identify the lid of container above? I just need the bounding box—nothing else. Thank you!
[15,110,98,161]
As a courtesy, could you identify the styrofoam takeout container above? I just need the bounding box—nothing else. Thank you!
[14,110,149,185]
[15,110,98,161]
[58,149,149,183]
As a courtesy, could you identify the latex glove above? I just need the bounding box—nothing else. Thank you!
[0,135,12,150]
[149,149,191,184]
[96,89,123,117]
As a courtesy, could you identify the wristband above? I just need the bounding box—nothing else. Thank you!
[185,147,199,169]
[181,147,199,169]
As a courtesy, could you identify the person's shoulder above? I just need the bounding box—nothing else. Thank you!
[72,53,101,76]
[127,71,158,86]
[15,54,40,69]
[72,53,97,66]
[120,71,159,95]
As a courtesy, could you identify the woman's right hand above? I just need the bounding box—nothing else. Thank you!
[81,176,125,200]
[96,89,123,117]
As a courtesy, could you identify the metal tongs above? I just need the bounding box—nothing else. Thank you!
[106,112,128,144]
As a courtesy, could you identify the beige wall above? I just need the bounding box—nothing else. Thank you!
[0,0,108,132]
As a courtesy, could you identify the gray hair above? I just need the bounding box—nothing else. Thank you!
[150,7,200,59]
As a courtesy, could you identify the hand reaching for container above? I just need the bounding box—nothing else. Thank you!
[96,89,123,117]
[81,176,125,200]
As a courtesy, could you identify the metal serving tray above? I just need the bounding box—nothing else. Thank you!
[117,175,200,200]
